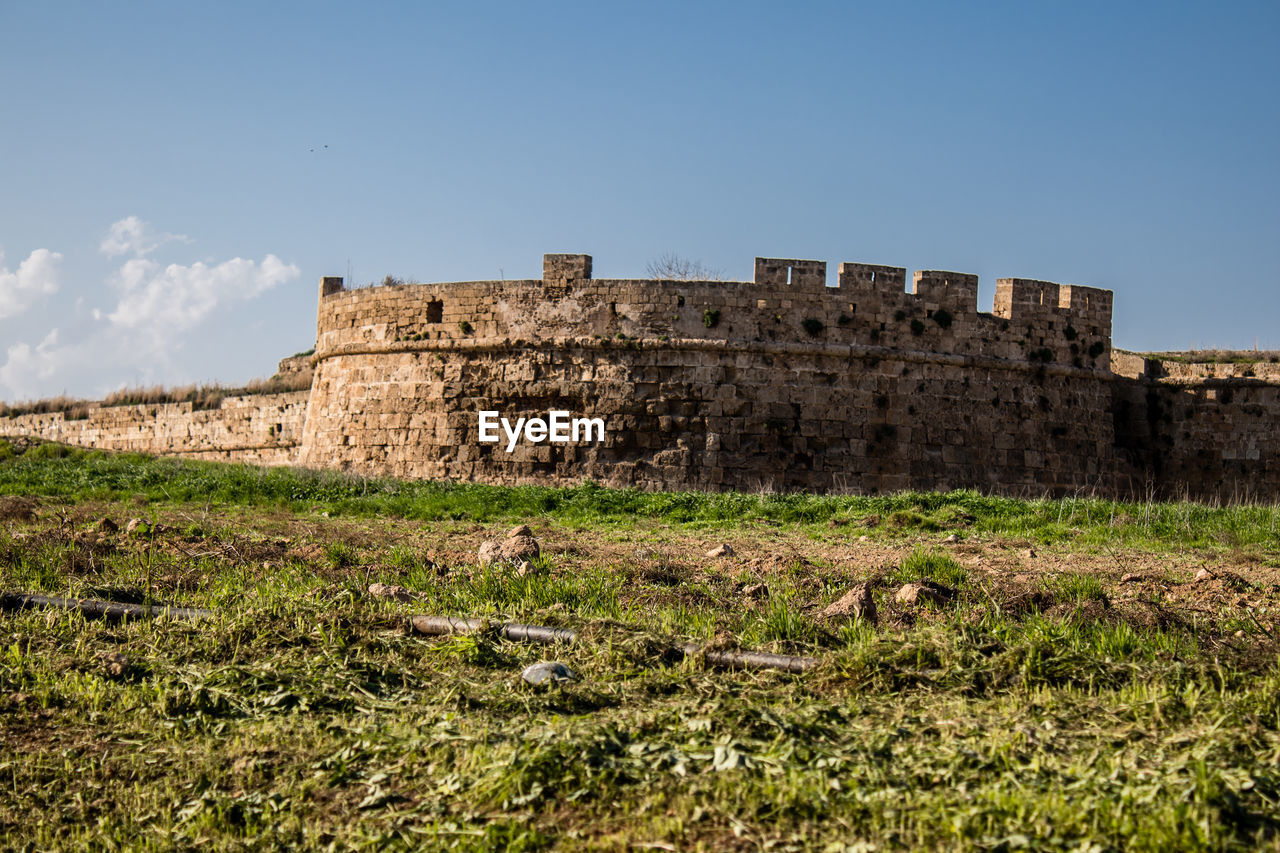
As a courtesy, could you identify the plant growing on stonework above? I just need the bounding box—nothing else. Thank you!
[459,321,474,335]
[702,309,720,329]
[801,317,824,337]
[933,308,953,329]
[910,319,926,336]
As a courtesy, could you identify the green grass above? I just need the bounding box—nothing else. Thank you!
[886,547,968,588]
[2,445,1280,551]
[1,587,1275,850]
[1043,572,1109,604]
[1,447,1279,849]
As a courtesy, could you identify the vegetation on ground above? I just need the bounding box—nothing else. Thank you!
[0,373,313,420]
[1,442,1278,850]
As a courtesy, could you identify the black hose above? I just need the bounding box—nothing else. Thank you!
[410,614,817,673]
[0,591,216,622]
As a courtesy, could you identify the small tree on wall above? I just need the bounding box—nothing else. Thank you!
[646,253,724,281]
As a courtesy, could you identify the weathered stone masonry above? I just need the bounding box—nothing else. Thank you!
[0,393,308,465]
[2,253,1277,500]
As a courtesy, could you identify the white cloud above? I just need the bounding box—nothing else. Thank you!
[99,215,190,258]
[0,329,64,401]
[0,217,301,404]
[0,247,62,319]
[106,254,300,340]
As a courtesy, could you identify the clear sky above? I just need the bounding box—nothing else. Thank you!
[2,1,1278,403]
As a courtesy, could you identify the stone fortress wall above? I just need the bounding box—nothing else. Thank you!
[0,392,308,465]
[2,253,1277,500]
[1110,352,1280,500]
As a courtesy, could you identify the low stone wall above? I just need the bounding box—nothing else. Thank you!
[0,392,309,465]
[1113,372,1280,501]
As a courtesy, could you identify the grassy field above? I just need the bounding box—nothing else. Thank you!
[1,442,1278,850]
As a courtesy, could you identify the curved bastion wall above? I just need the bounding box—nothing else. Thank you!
[299,254,1119,495]
[2,253,1277,500]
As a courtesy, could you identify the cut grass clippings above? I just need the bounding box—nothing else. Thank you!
[0,444,1279,849]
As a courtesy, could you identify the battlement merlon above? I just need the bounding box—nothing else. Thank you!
[1058,284,1113,327]
[320,276,345,298]
[913,270,979,312]
[837,262,907,290]
[993,278,1113,330]
[754,258,827,288]
[543,254,592,287]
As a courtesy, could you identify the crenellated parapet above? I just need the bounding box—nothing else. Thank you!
[312,252,1113,374]
[994,278,1112,329]
[992,277,1114,368]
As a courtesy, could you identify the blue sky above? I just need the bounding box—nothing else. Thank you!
[2,1,1277,401]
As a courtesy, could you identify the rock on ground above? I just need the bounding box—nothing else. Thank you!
[895,581,956,607]
[99,652,129,678]
[521,661,578,686]
[706,544,734,558]
[478,527,541,566]
[367,583,415,602]
[820,583,878,625]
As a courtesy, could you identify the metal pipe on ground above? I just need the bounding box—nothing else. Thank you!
[0,592,216,622]
[0,597,817,673]
[409,614,817,674]
[410,615,578,644]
